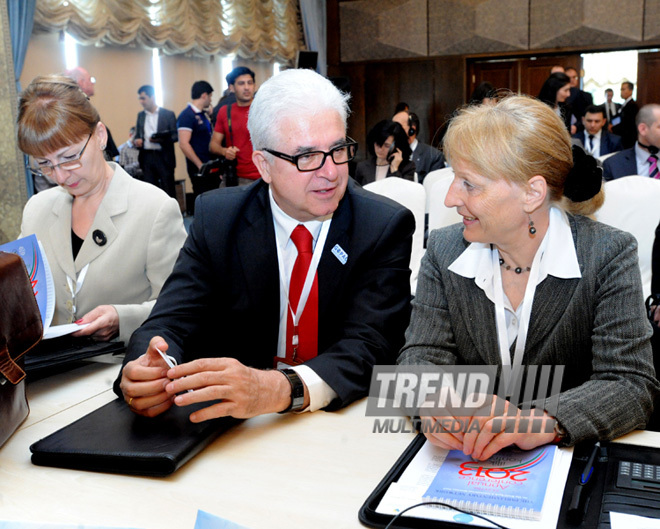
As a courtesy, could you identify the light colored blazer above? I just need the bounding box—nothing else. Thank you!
[398,214,659,445]
[20,163,187,343]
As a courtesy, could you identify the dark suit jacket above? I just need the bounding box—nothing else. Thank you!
[602,147,638,181]
[412,142,446,184]
[612,99,639,149]
[568,87,594,124]
[398,215,658,444]
[135,108,178,169]
[354,158,415,185]
[114,179,414,410]
[603,101,621,124]
[572,130,623,157]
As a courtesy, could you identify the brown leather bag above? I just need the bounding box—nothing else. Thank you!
[0,251,43,447]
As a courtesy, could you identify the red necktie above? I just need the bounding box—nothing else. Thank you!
[285,225,318,363]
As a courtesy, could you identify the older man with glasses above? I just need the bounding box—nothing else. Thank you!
[115,69,415,420]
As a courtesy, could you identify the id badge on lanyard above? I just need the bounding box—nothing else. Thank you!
[275,221,330,364]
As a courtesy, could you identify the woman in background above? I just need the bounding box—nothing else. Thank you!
[398,95,657,460]
[18,75,187,344]
[538,72,574,133]
[354,119,415,185]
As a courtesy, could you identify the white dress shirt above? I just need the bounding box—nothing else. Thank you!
[269,189,338,411]
[635,143,657,177]
[448,207,581,349]
[143,108,161,150]
[583,129,602,157]
[604,101,617,123]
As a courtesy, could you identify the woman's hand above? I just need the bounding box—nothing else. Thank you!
[461,395,556,460]
[72,304,119,341]
[421,394,556,460]
[389,148,403,173]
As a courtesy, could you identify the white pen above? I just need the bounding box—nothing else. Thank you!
[156,347,193,393]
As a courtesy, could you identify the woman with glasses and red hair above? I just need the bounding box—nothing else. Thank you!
[18,75,187,344]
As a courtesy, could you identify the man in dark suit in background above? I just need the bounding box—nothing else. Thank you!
[612,81,639,149]
[134,85,178,197]
[115,69,414,421]
[603,104,660,181]
[603,88,621,127]
[573,105,622,158]
[392,110,445,184]
[565,67,593,129]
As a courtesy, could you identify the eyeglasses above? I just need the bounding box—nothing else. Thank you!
[265,138,358,172]
[28,134,92,177]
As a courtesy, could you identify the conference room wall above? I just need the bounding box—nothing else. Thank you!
[20,31,273,193]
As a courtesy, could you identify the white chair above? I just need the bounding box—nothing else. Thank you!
[364,178,426,293]
[594,176,660,300]
[427,173,462,232]
[423,166,454,212]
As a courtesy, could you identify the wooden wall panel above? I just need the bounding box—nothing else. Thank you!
[529,0,644,49]
[339,0,658,61]
[644,1,660,41]
[429,0,528,56]
[433,56,465,148]
[332,56,462,157]
[519,56,581,97]
[636,51,660,107]
[339,0,428,62]
[331,0,660,160]
[469,61,519,97]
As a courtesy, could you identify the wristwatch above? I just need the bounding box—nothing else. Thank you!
[279,368,305,413]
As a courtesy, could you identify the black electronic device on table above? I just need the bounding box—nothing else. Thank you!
[617,460,660,492]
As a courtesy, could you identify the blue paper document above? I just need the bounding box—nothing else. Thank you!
[423,445,557,520]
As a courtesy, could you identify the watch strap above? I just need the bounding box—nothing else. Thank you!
[279,368,305,413]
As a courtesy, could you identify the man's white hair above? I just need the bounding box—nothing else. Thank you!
[248,69,350,151]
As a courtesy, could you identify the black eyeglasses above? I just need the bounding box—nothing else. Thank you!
[28,134,92,177]
[265,138,358,172]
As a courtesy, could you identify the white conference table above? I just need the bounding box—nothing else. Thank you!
[2,357,660,529]
[0,357,414,529]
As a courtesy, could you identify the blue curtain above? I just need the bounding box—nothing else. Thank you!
[7,0,37,197]
[299,0,326,77]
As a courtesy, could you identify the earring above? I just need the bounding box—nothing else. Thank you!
[100,144,107,150]
[528,215,536,235]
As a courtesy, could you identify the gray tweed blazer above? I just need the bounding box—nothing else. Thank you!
[398,214,659,445]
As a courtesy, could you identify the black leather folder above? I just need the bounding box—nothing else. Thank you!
[26,336,125,375]
[30,398,240,476]
[359,434,660,529]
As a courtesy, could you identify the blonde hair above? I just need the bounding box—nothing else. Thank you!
[17,74,100,157]
[443,94,603,216]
